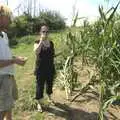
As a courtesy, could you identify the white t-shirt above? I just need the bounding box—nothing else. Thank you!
[0,31,14,75]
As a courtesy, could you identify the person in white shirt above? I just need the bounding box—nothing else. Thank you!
[0,4,27,120]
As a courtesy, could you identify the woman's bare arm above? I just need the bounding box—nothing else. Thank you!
[33,40,43,54]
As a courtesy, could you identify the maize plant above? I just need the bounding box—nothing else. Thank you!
[58,31,79,99]
[62,0,120,119]
[71,2,120,119]
[75,1,120,119]
[59,55,74,99]
[93,1,120,119]
[58,1,120,118]
[59,13,98,100]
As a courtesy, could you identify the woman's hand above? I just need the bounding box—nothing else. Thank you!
[41,34,46,40]
[34,40,43,53]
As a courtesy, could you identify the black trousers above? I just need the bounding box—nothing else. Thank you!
[35,73,54,100]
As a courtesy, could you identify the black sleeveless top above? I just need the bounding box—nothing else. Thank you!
[34,40,55,76]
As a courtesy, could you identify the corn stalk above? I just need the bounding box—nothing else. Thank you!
[58,31,79,99]
[59,1,120,118]
[65,1,120,119]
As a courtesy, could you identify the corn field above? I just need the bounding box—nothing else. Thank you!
[58,1,120,120]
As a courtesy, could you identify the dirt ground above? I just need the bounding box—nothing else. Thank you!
[42,65,120,120]
[42,88,120,120]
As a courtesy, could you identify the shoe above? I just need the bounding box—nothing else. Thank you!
[37,103,43,112]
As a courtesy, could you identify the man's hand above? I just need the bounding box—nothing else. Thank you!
[14,56,28,66]
[0,57,28,68]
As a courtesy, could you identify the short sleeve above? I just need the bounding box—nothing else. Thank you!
[0,32,12,60]
[2,32,9,45]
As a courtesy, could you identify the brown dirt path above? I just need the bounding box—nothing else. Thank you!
[42,88,120,120]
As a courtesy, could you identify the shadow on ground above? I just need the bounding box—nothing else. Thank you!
[42,102,108,120]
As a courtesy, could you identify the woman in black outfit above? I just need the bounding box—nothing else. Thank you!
[34,25,55,112]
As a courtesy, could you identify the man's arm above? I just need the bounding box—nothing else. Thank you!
[0,59,15,68]
[0,57,27,68]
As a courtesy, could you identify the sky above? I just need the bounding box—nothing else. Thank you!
[0,0,119,25]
